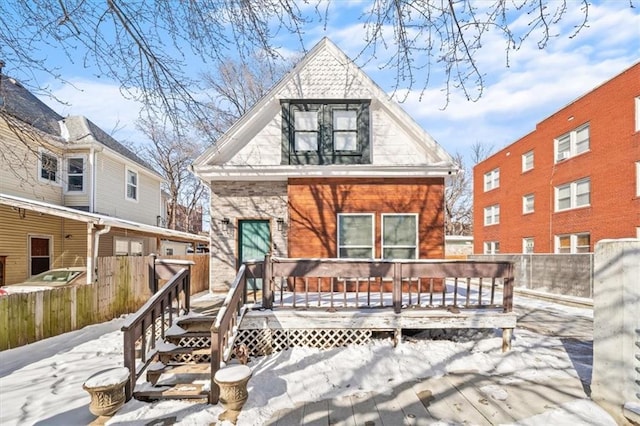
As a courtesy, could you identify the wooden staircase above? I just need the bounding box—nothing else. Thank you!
[133,315,215,402]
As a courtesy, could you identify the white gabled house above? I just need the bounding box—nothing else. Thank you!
[193,38,457,291]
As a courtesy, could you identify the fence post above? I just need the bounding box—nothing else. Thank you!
[263,255,273,309]
[393,262,401,314]
[503,262,514,313]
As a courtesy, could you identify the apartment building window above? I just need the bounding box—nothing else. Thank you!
[483,168,500,191]
[282,100,371,165]
[382,214,418,259]
[38,149,60,184]
[555,178,590,211]
[66,157,85,192]
[522,151,534,172]
[555,124,590,162]
[635,97,640,132]
[636,161,640,197]
[337,213,374,258]
[483,241,500,254]
[484,204,500,225]
[126,168,138,201]
[523,194,534,214]
[556,233,590,254]
[522,238,534,254]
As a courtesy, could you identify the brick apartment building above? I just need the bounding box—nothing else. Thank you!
[473,63,640,254]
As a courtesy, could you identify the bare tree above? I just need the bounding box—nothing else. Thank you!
[136,117,208,233]
[445,142,494,235]
[1,0,624,132]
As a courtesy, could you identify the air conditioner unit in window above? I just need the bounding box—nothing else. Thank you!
[558,151,570,161]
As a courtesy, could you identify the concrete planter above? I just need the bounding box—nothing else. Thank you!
[214,364,252,423]
[83,367,130,417]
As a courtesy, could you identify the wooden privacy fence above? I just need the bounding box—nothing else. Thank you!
[0,255,209,351]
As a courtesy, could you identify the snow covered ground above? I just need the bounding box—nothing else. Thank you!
[0,294,616,425]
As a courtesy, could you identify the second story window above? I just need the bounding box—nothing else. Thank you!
[523,194,534,214]
[555,124,589,162]
[555,178,590,211]
[66,157,84,192]
[483,168,499,191]
[282,100,371,165]
[522,151,534,172]
[39,150,60,184]
[126,168,138,201]
[484,204,500,226]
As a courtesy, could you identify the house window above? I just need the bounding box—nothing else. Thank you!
[282,100,371,165]
[556,233,591,254]
[636,97,640,132]
[337,213,374,258]
[555,124,590,162]
[522,151,534,172]
[636,161,640,197]
[126,168,138,201]
[165,248,174,255]
[29,235,52,276]
[484,205,500,226]
[483,241,500,254]
[523,194,534,214]
[115,238,144,256]
[66,157,85,192]
[38,150,60,184]
[483,168,500,191]
[555,178,590,211]
[382,214,418,259]
[523,238,534,254]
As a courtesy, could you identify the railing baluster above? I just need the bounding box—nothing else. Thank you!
[330,277,334,309]
[367,277,371,307]
[465,277,471,308]
[491,277,496,305]
[292,276,297,308]
[317,278,321,307]
[429,278,434,306]
[379,277,384,307]
[305,277,309,308]
[453,278,458,306]
[417,278,422,306]
[440,278,446,307]
[478,277,483,305]
[343,277,347,307]
[355,277,360,308]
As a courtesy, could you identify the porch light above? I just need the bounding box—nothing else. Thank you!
[276,217,285,232]
[221,217,232,233]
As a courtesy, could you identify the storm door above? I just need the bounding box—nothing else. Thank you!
[238,220,271,290]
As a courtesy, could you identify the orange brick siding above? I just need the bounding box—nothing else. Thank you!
[288,177,445,259]
[474,63,640,253]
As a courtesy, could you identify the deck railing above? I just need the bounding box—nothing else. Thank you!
[121,266,191,401]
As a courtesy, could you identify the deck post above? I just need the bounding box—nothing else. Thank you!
[263,255,273,309]
[392,262,402,314]
[210,329,221,403]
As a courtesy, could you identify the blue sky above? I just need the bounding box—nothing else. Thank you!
[27,1,640,164]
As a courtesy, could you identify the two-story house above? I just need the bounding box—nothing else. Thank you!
[192,38,457,291]
[0,73,208,285]
[473,62,640,254]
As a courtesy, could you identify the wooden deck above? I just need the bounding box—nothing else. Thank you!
[266,373,588,425]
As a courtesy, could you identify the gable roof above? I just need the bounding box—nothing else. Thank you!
[193,38,456,180]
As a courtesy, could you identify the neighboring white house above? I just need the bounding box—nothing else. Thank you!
[0,73,207,285]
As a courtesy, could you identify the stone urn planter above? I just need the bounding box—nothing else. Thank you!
[214,364,252,424]
[83,367,130,418]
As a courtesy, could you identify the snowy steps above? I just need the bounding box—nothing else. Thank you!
[268,373,588,425]
[134,315,214,403]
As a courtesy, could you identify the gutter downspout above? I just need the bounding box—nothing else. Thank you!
[87,224,111,284]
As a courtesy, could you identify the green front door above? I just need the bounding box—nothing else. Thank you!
[239,220,271,290]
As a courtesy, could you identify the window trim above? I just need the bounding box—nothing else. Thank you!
[636,161,640,197]
[37,148,61,185]
[483,204,500,226]
[64,155,86,194]
[554,124,590,163]
[635,97,640,132]
[483,241,500,254]
[555,178,590,212]
[555,233,591,254]
[522,150,534,172]
[337,213,375,259]
[483,168,500,192]
[381,213,419,260]
[125,167,139,202]
[522,238,534,254]
[522,194,534,214]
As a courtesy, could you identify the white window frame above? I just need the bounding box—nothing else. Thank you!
[125,167,139,202]
[483,168,500,192]
[114,237,144,256]
[337,213,374,259]
[635,97,640,132]
[483,241,500,254]
[554,124,590,163]
[522,238,534,254]
[381,213,418,260]
[522,150,534,172]
[484,204,500,226]
[64,155,86,193]
[37,148,61,185]
[636,161,640,197]
[522,194,534,214]
[555,178,590,212]
[555,233,591,254]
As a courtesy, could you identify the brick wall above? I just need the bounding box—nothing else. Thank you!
[474,63,640,254]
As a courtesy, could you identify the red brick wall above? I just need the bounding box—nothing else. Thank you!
[288,177,445,259]
[474,63,640,253]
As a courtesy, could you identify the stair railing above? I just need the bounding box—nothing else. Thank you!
[121,267,191,401]
[210,260,262,403]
